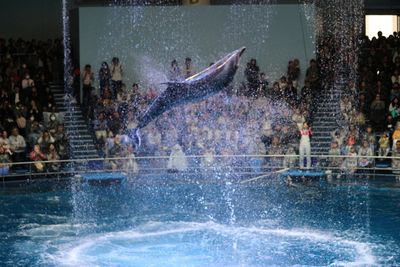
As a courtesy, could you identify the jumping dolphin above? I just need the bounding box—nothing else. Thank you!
[129,47,246,148]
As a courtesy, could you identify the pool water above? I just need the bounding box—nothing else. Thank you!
[1,175,400,266]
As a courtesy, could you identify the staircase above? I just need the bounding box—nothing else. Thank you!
[51,83,99,159]
[311,86,344,156]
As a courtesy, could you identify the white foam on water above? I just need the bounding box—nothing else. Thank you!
[33,221,377,267]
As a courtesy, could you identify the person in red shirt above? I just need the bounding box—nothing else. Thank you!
[29,144,47,172]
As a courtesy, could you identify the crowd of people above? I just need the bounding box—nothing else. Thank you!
[82,51,323,173]
[4,31,400,176]
[0,38,68,174]
[326,31,400,175]
[82,31,400,175]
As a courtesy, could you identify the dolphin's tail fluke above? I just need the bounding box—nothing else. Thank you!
[128,128,141,150]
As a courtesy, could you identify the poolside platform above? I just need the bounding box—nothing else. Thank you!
[280,169,326,181]
[81,172,127,185]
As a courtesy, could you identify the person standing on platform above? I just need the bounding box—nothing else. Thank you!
[110,57,123,99]
[299,121,312,169]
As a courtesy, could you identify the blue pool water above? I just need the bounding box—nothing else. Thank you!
[1,174,400,266]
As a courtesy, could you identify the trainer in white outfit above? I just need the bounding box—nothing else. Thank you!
[299,122,312,169]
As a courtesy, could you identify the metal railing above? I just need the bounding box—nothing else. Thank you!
[1,153,399,183]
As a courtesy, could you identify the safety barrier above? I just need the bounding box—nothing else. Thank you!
[1,153,399,183]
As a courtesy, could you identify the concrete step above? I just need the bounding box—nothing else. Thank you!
[312,137,332,142]
[64,125,88,130]
[56,106,81,111]
[65,129,91,134]
[72,154,99,159]
[67,134,92,138]
[70,139,94,144]
[312,125,336,129]
[64,119,86,124]
[73,149,98,155]
[312,118,338,122]
[73,144,96,149]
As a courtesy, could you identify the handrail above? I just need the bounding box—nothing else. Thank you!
[2,153,400,167]
[0,153,399,181]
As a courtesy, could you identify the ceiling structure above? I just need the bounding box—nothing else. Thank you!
[73,0,400,12]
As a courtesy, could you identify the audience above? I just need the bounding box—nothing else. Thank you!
[7,30,400,176]
[0,37,66,173]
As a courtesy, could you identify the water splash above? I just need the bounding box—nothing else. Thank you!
[34,221,378,266]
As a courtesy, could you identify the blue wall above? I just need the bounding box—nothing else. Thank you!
[79,4,315,92]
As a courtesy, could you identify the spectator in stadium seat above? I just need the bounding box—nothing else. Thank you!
[373,80,389,104]
[392,122,400,150]
[283,145,297,169]
[47,110,59,134]
[93,112,108,140]
[267,136,284,168]
[278,76,288,91]
[283,80,297,106]
[328,141,342,172]
[385,114,395,136]
[27,99,42,122]
[54,124,68,159]
[0,145,12,175]
[331,129,345,150]
[108,111,122,135]
[29,144,46,172]
[108,135,124,170]
[300,80,312,99]
[391,69,400,85]
[26,120,43,149]
[352,109,366,129]
[358,140,374,168]
[389,96,400,120]
[8,127,26,163]
[124,144,139,175]
[392,140,400,180]
[0,131,9,147]
[362,125,377,152]
[390,82,400,100]
[269,82,282,101]
[370,94,386,131]
[340,95,352,122]
[46,143,60,172]
[341,146,358,174]
[37,130,55,153]
[0,88,9,102]
[378,132,390,158]
[167,143,188,172]
[10,87,22,106]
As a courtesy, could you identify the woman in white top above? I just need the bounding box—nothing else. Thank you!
[392,69,400,85]
[299,122,312,169]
